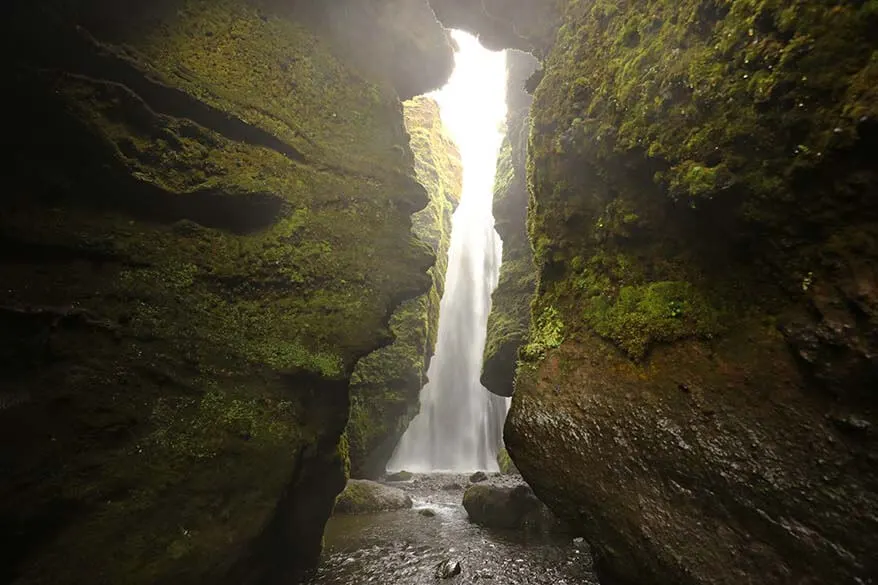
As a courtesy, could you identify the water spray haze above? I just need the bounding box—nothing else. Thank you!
[387,31,509,473]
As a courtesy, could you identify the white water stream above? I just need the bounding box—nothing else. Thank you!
[387,31,509,473]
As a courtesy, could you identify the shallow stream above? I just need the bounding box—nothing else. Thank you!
[306,474,600,585]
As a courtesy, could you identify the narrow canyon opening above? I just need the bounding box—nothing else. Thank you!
[388,30,510,474]
[311,31,599,585]
[10,2,873,584]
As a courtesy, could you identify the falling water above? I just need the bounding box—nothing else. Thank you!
[388,31,509,473]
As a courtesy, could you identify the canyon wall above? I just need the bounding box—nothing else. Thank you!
[1,1,451,583]
[445,1,878,584]
[346,96,461,478]
[481,50,539,398]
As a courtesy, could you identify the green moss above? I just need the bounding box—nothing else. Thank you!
[537,0,877,207]
[483,255,537,365]
[2,1,449,583]
[148,388,297,459]
[522,0,877,368]
[337,433,352,480]
[522,305,565,361]
[583,281,722,359]
[497,448,515,474]
[345,97,461,478]
[135,0,416,179]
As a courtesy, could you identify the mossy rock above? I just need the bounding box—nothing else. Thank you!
[1,1,451,584]
[333,480,413,514]
[385,470,415,482]
[346,96,461,479]
[498,0,878,584]
[481,51,540,397]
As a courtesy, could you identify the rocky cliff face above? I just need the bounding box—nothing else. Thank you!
[346,96,461,479]
[429,0,561,56]
[444,1,878,584]
[481,51,539,397]
[1,1,451,584]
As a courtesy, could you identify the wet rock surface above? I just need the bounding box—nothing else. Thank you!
[307,473,597,585]
[334,480,413,515]
[469,471,488,483]
[435,558,462,579]
[386,470,415,482]
[463,484,561,534]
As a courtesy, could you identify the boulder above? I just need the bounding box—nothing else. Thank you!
[385,470,414,482]
[435,559,462,579]
[462,484,559,533]
[469,470,488,483]
[334,480,413,514]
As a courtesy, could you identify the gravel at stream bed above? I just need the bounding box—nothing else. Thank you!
[306,473,599,585]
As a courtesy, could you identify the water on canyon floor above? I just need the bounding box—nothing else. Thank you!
[306,474,600,585]
[387,29,510,474]
[306,31,600,585]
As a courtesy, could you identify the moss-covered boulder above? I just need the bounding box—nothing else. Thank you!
[346,96,461,479]
[1,1,451,584]
[333,480,413,514]
[481,50,540,397]
[437,1,878,584]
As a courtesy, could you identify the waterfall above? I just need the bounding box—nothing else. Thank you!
[387,31,509,473]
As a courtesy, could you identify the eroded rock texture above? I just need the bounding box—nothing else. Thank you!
[1,1,451,584]
[440,1,878,584]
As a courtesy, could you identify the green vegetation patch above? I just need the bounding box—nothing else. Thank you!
[582,281,722,359]
[541,0,878,207]
[522,305,565,361]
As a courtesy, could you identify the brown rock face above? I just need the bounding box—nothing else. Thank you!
[442,0,878,584]
[508,329,877,585]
